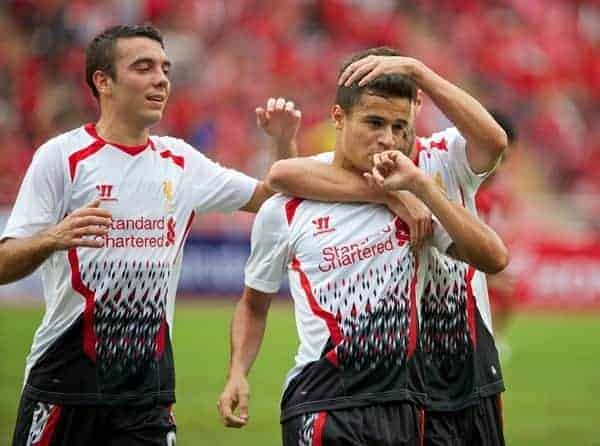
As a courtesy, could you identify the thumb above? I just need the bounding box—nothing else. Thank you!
[86,198,102,208]
[238,390,249,421]
[256,107,268,128]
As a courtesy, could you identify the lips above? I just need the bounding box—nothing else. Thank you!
[146,94,165,103]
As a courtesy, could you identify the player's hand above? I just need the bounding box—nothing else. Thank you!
[364,151,423,193]
[256,97,302,146]
[43,199,112,250]
[339,55,419,87]
[386,192,433,251]
[218,373,250,428]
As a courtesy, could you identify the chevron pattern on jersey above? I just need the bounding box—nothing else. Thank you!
[316,256,415,372]
[79,258,170,376]
[298,412,318,446]
[420,255,471,359]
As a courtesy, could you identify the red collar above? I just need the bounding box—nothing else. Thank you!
[84,123,153,156]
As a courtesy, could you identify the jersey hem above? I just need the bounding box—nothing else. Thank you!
[280,389,428,423]
[23,384,175,407]
[424,379,505,412]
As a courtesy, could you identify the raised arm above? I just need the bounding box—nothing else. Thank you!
[370,151,508,273]
[218,286,272,428]
[0,199,111,285]
[340,56,507,173]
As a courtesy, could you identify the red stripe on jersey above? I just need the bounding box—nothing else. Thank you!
[68,248,97,362]
[160,150,185,169]
[465,266,477,346]
[459,185,466,207]
[413,139,425,166]
[68,139,105,181]
[84,123,149,155]
[291,256,342,345]
[312,411,328,446]
[33,405,62,446]
[285,198,304,225]
[174,211,196,262]
[155,317,167,359]
[407,258,420,358]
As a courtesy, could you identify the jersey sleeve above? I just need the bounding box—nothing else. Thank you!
[311,151,334,164]
[430,217,453,254]
[171,138,258,213]
[244,196,290,293]
[428,127,493,196]
[1,142,68,240]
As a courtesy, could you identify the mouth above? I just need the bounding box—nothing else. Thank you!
[146,94,166,104]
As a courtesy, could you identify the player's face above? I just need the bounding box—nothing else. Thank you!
[109,37,171,128]
[334,93,416,172]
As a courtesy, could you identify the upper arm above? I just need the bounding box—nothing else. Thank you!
[1,142,67,240]
[177,139,258,213]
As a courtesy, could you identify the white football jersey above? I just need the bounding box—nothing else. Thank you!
[2,124,257,402]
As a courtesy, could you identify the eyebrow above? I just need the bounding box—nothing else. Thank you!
[363,115,408,126]
[130,57,172,69]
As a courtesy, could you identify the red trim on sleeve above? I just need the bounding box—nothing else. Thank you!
[68,140,105,181]
[291,256,343,356]
[174,211,196,262]
[84,123,150,155]
[312,411,328,446]
[33,405,62,446]
[285,197,304,225]
[160,150,185,169]
[407,258,420,358]
[68,248,97,362]
[465,266,477,346]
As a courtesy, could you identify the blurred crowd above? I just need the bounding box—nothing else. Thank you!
[0,0,598,235]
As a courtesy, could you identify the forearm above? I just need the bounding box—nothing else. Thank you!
[266,158,383,203]
[410,177,508,273]
[271,139,297,161]
[411,61,507,170]
[0,234,56,285]
[229,288,271,377]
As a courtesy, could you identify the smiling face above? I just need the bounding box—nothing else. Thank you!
[96,36,171,129]
[333,92,417,172]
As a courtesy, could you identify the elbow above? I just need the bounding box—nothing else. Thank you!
[482,245,510,274]
[490,126,508,160]
[265,160,293,193]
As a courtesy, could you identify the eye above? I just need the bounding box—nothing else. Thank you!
[367,119,383,128]
[393,123,406,132]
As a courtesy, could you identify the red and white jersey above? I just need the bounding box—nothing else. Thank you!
[245,194,452,408]
[2,124,257,404]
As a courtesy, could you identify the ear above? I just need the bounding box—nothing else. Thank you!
[414,89,423,116]
[331,105,345,130]
[93,70,112,97]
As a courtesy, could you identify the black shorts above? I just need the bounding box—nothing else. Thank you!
[12,394,176,446]
[424,394,504,446]
[282,403,424,446]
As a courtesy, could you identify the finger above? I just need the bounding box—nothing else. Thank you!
[266,97,276,113]
[357,66,383,87]
[72,226,109,238]
[218,396,234,422]
[255,107,268,128]
[224,414,248,428]
[70,238,105,248]
[71,216,112,228]
[363,172,376,189]
[344,60,377,87]
[70,207,112,219]
[284,100,295,112]
[84,198,102,208]
[275,97,286,110]
[339,57,372,86]
[238,390,250,419]
[293,109,302,120]
[372,166,386,186]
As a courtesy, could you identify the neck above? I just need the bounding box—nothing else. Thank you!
[95,111,149,147]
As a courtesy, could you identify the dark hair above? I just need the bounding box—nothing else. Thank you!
[489,110,518,145]
[85,24,165,98]
[335,47,418,113]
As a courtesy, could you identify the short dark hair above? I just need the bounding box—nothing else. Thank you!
[489,110,518,145]
[85,24,165,98]
[335,47,418,113]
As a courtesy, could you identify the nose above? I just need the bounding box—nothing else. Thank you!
[154,68,169,88]
[378,126,395,149]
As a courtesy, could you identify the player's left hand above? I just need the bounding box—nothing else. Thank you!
[365,151,423,192]
[218,374,250,428]
[338,55,419,87]
[256,97,302,146]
